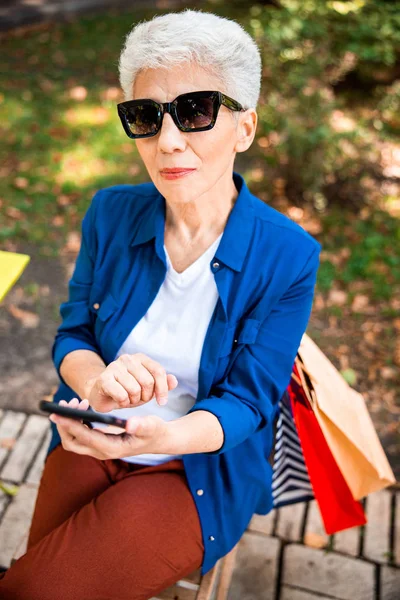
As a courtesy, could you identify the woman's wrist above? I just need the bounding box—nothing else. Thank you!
[59,350,106,401]
[161,410,224,455]
[82,376,98,402]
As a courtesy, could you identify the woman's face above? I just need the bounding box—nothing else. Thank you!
[132,63,257,204]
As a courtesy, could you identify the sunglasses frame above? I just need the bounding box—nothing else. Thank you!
[117,90,246,139]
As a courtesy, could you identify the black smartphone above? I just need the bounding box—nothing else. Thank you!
[39,400,128,429]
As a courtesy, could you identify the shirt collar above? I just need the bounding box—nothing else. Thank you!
[129,170,255,272]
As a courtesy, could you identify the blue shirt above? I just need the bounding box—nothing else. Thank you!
[47,171,321,574]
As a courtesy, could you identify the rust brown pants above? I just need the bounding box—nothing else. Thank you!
[0,444,204,600]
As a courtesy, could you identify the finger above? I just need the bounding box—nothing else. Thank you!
[117,355,156,405]
[113,364,146,405]
[167,374,179,390]
[100,374,132,407]
[65,423,132,459]
[78,398,90,410]
[134,356,169,406]
[54,414,107,452]
[59,398,90,412]
[126,363,156,404]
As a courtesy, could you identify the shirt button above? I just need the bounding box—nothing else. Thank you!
[212,262,220,269]
[196,489,204,496]
[93,303,100,310]
[209,536,215,541]
[234,339,238,343]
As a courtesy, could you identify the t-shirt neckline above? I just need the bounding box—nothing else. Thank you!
[164,233,223,283]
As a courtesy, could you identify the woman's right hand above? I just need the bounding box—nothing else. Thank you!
[83,353,178,413]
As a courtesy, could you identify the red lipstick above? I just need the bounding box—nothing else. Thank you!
[160,168,196,180]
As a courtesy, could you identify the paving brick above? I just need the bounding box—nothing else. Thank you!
[1,415,49,483]
[281,587,334,600]
[395,493,400,567]
[247,510,275,536]
[333,525,360,557]
[380,565,400,600]
[0,411,26,468]
[276,502,306,542]
[0,482,38,568]
[304,500,329,549]
[227,533,280,600]
[363,490,391,564]
[26,428,52,485]
[282,544,375,600]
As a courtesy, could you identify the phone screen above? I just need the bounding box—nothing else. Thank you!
[39,400,128,428]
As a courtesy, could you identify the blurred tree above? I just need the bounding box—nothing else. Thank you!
[220,0,400,209]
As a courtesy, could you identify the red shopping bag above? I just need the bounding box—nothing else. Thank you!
[287,362,367,534]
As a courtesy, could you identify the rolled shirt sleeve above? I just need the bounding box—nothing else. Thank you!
[188,244,321,454]
[51,192,101,383]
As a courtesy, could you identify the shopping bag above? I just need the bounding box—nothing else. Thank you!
[271,388,314,509]
[288,362,367,534]
[297,333,396,499]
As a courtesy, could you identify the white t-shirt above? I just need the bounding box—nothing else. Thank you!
[91,233,223,465]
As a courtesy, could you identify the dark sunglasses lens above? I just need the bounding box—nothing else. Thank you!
[124,103,160,136]
[176,95,214,129]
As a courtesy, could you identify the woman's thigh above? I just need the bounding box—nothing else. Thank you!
[27,443,121,549]
[0,452,204,600]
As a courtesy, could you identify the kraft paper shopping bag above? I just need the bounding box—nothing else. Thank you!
[296,333,396,499]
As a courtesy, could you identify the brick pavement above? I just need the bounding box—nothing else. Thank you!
[0,408,399,599]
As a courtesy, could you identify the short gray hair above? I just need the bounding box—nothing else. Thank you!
[118,8,262,110]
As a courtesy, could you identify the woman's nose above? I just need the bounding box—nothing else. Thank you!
[157,112,186,151]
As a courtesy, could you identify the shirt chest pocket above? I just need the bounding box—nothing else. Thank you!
[88,285,119,323]
[219,317,262,358]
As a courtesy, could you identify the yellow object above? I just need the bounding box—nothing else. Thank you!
[0,251,30,302]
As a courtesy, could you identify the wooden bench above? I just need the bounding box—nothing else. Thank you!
[11,534,238,600]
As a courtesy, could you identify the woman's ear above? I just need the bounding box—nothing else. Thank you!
[234,109,258,153]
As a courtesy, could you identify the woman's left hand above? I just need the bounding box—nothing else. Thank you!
[49,398,170,460]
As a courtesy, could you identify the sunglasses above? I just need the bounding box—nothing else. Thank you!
[117,90,245,139]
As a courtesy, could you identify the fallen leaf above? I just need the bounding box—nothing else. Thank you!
[287,206,304,221]
[328,289,348,306]
[100,86,121,102]
[351,294,369,312]
[314,294,325,310]
[6,207,23,219]
[7,304,40,328]
[304,532,328,549]
[63,231,81,254]
[69,86,87,101]
[0,481,20,497]
[340,368,357,385]
[52,215,64,227]
[48,126,69,139]
[364,330,376,344]
[0,438,16,449]
[381,367,397,380]
[13,177,28,189]
[394,340,400,367]
[57,194,71,206]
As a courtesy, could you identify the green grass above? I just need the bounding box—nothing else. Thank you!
[317,206,400,301]
[0,8,156,256]
[1,5,399,305]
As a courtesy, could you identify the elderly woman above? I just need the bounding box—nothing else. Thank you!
[0,8,321,600]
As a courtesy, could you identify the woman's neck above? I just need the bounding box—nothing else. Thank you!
[164,176,238,245]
